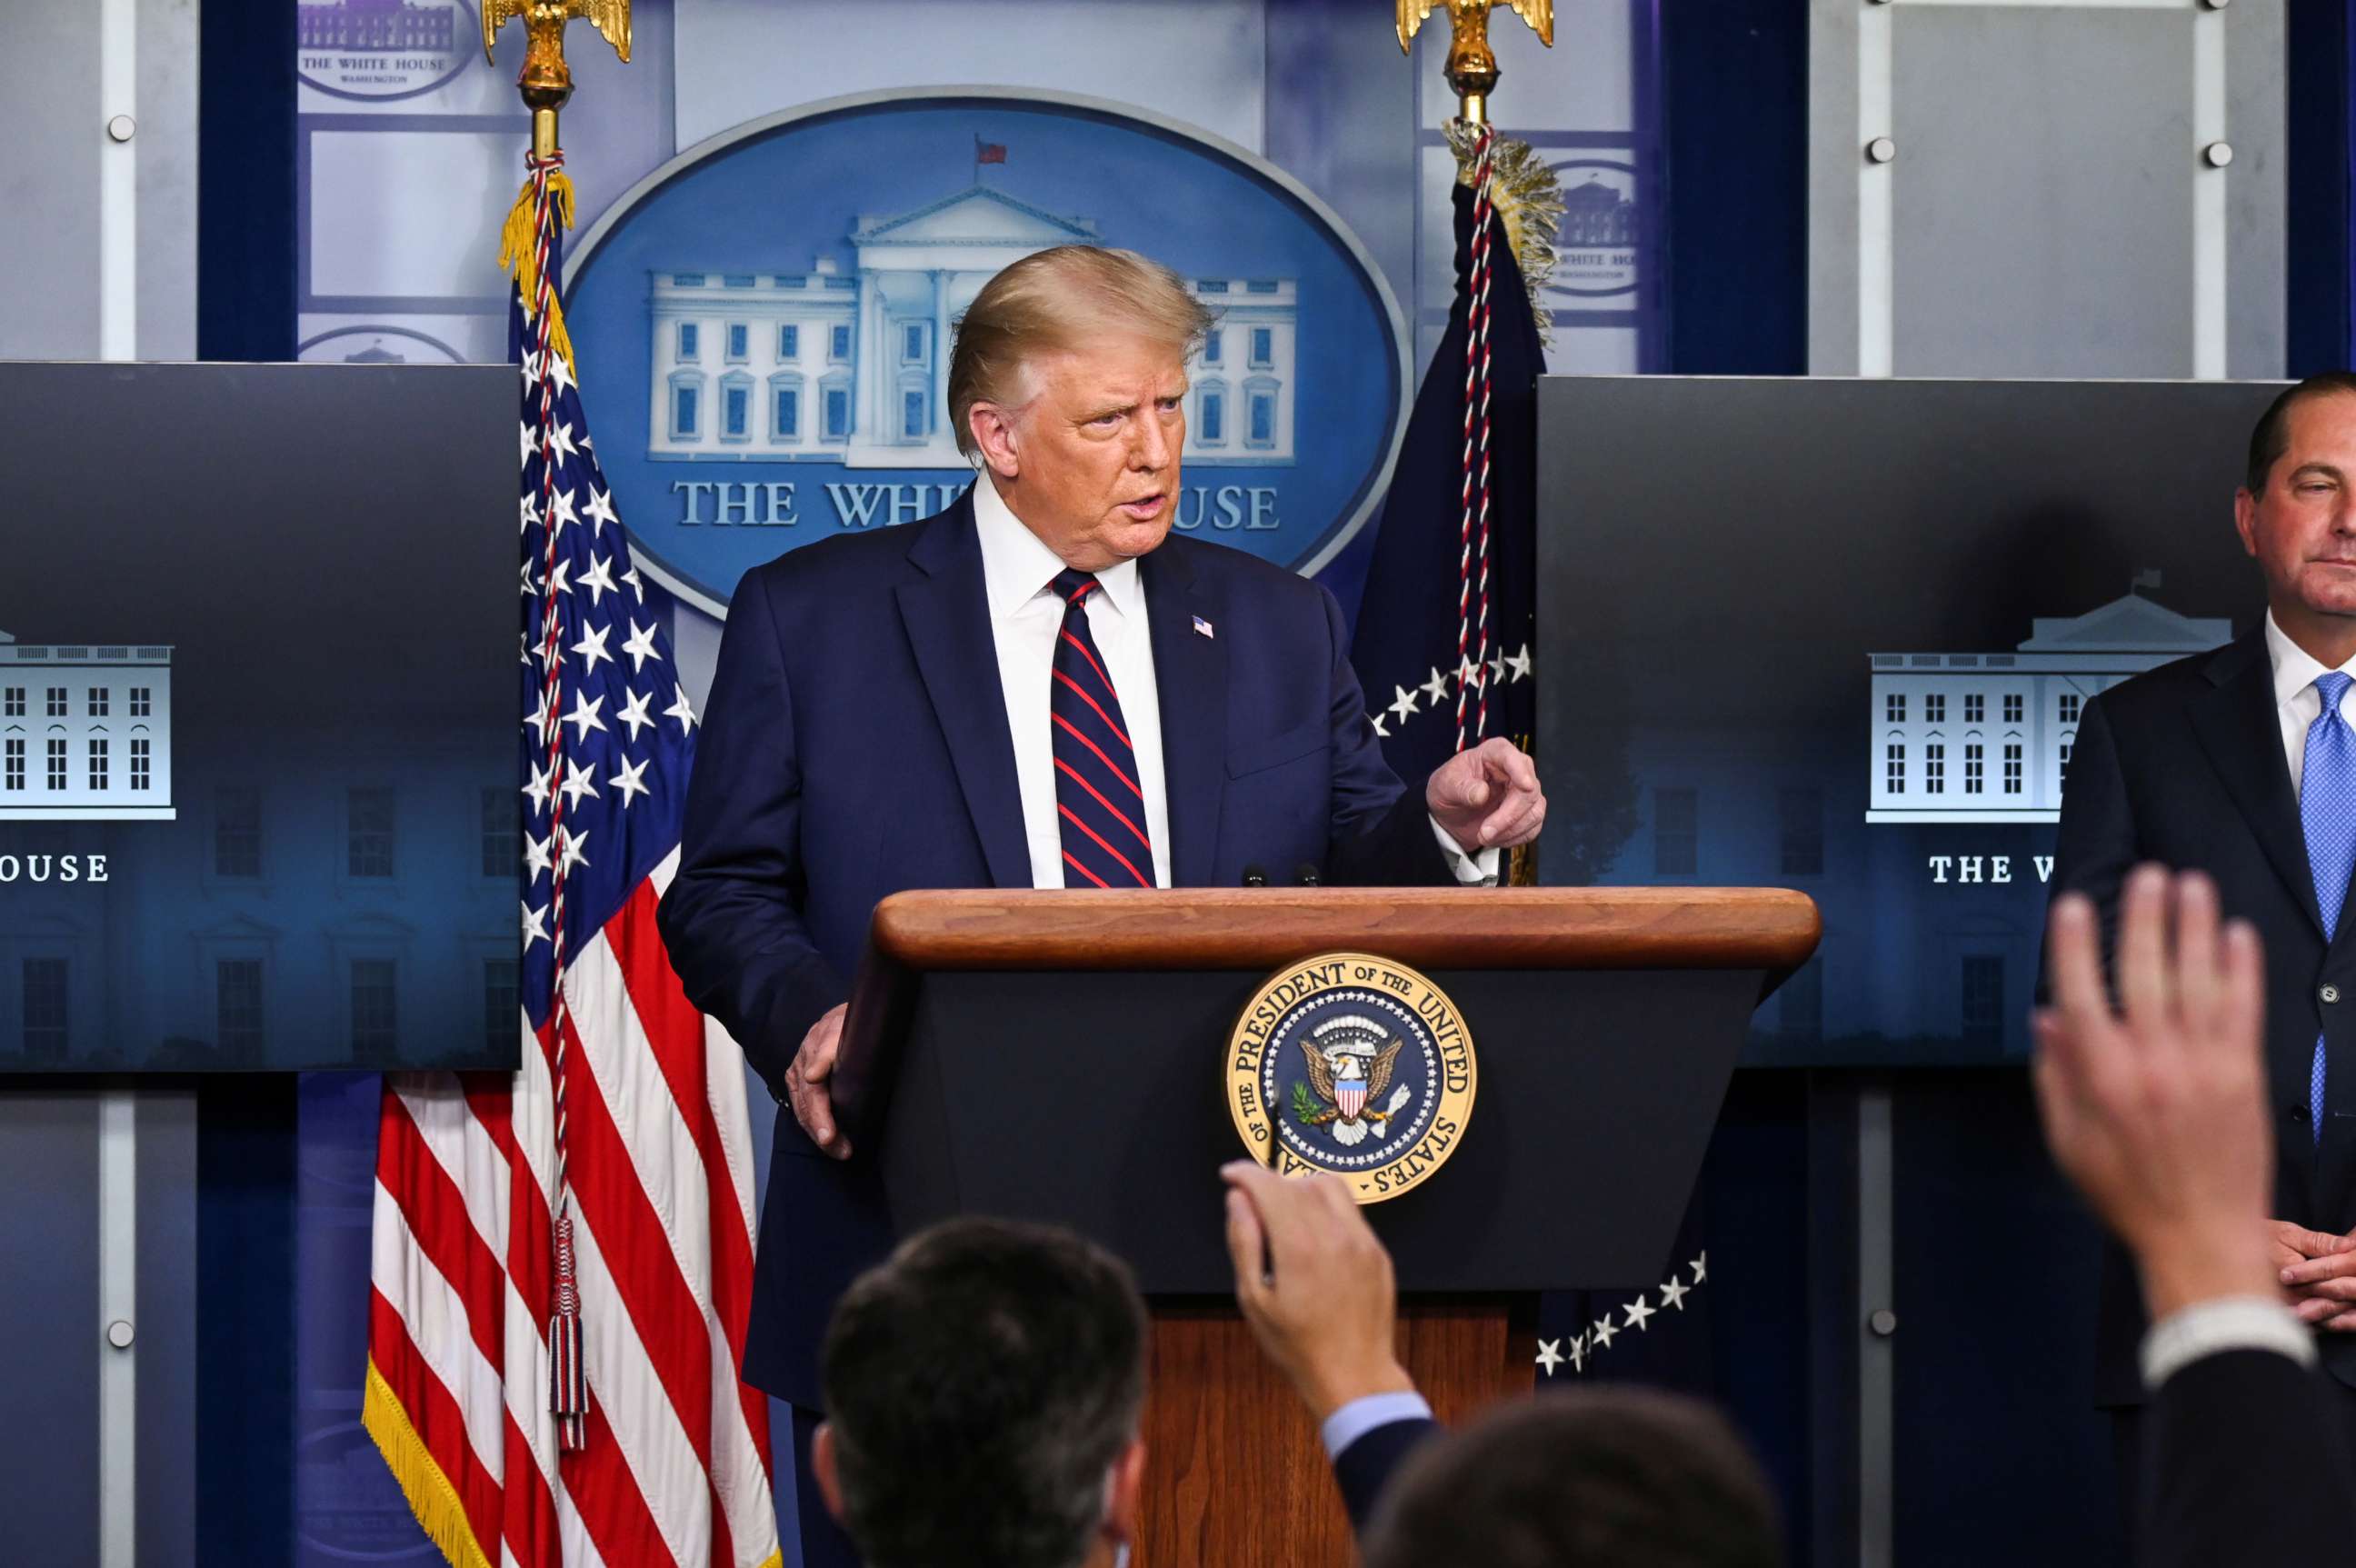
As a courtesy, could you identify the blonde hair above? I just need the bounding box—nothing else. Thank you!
[947,245,1214,460]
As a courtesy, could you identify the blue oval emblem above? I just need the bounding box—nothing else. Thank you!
[564,89,1412,614]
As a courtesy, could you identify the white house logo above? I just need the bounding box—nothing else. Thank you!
[1549,159,1641,300]
[1867,592,2229,825]
[564,89,1411,614]
[0,631,175,822]
[296,0,476,102]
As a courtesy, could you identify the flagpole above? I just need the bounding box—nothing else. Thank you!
[486,0,634,1458]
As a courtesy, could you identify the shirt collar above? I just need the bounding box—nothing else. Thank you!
[2264,609,2356,710]
[970,474,1144,623]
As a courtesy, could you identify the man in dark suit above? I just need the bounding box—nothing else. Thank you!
[659,243,1547,1564]
[2049,373,2356,1484]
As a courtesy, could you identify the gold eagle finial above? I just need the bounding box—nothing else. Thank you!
[484,0,633,154]
[1394,0,1554,126]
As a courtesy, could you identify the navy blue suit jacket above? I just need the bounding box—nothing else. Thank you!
[658,493,1457,1408]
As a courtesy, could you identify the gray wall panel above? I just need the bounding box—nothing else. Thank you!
[0,1091,102,1567]
[0,0,103,358]
[1892,8,2193,378]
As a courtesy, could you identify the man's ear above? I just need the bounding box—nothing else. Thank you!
[812,1421,849,1526]
[2233,486,2261,559]
[968,402,1022,483]
[1103,1436,1148,1545]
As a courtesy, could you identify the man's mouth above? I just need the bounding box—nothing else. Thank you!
[1118,494,1167,520]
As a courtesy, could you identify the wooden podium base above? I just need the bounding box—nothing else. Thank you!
[1139,1297,1533,1565]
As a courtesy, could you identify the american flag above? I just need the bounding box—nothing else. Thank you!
[364,154,780,1568]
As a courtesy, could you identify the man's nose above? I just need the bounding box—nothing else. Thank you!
[1131,412,1172,471]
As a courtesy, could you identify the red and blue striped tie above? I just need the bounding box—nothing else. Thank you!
[1050,568,1155,888]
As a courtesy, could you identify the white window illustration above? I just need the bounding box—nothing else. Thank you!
[772,375,803,441]
[720,372,754,443]
[1924,743,1944,794]
[1245,377,1280,450]
[45,739,65,790]
[45,687,65,718]
[1204,328,1223,365]
[902,322,928,365]
[726,322,749,361]
[676,322,700,360]
[1198,381,1227,446]
[1250,326,1273,368]
[129,686,150,717]
[669,373,703,440]
[86,739,106,792]
[779,324,800,360]
[830,324,852,362]
[2,687,21,718]
[823,375,853,441]
[87,688,107,718]
[1868,594,2230,824]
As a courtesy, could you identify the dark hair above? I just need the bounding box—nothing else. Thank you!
[2244,372,2356,494]
[1363,1389,1783,1568]
[820,1218,1148,1568]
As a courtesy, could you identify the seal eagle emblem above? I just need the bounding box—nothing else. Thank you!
[1224,951,1478,1203]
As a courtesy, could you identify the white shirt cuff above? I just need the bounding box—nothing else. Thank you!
[1321,1391,1435,1460]
[2140,1294,2317,1391]
[1429,814,1501,885]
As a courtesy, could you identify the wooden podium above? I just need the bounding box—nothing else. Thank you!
[834,886,1819,1565]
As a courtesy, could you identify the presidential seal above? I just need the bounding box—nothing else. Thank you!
[1225,952,1476,1203]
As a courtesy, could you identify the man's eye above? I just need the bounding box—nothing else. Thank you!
[1089,413,1123,428]
[1158,397,1183,412]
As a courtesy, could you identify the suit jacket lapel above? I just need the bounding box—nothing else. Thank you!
[2191,631,2327,938]
[895,498,1032,890]
[1143,543,1226,888]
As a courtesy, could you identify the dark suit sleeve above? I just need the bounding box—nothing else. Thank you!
[2142,1350,2356,1568]
[1332,1416,1443,1534]
[1317,585,1458,887]
[656,577,844,1100]
[2044,693,2139,999]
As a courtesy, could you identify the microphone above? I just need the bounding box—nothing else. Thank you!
[1292,863,1321,887]
[1240,864,1269,887]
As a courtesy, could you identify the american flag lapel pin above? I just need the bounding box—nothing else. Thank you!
[1193,615,1215,639]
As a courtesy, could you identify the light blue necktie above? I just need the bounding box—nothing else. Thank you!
[2304,671,2356,1144]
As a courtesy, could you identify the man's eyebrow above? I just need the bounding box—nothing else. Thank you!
[2290,463,2347,482]
[1076,399,1137,423]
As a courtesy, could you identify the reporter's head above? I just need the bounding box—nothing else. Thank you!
[814,1217,1149,1568]
[1363,1389,1782,1568]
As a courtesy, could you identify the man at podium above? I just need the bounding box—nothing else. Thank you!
[658,243,1549,1564]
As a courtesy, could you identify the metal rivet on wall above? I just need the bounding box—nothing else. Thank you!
[1868,1309,1899,1337]
[105,1320,135,1350]
[2203,142,2234,168]
[1865,136,1896,165]
[105,115,135,144]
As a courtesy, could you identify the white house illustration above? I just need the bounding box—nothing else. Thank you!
[0,631,175,821]
[646,184,1297,468]
[1866,594,2231,824]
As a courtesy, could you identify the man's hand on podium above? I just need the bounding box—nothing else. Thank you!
[787,1003,852,1160]
[1425,736,1546,855]
[1221,1163,1416,1422]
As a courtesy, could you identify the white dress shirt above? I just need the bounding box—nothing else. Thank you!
[2141,1293,2318,1392]
[970,479,1496,888]
[2263,611,2356,802]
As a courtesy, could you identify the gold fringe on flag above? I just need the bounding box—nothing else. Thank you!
[1445,123,1563,349]
[499,168,579,377]
[362,1358,497,1568]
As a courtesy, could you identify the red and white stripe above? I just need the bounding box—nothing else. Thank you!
[367,849,780,1568]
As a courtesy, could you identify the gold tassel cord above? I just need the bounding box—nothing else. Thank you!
[1445,123,1563,350]
[498,168,579,376]
[362,1360,497,1568]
